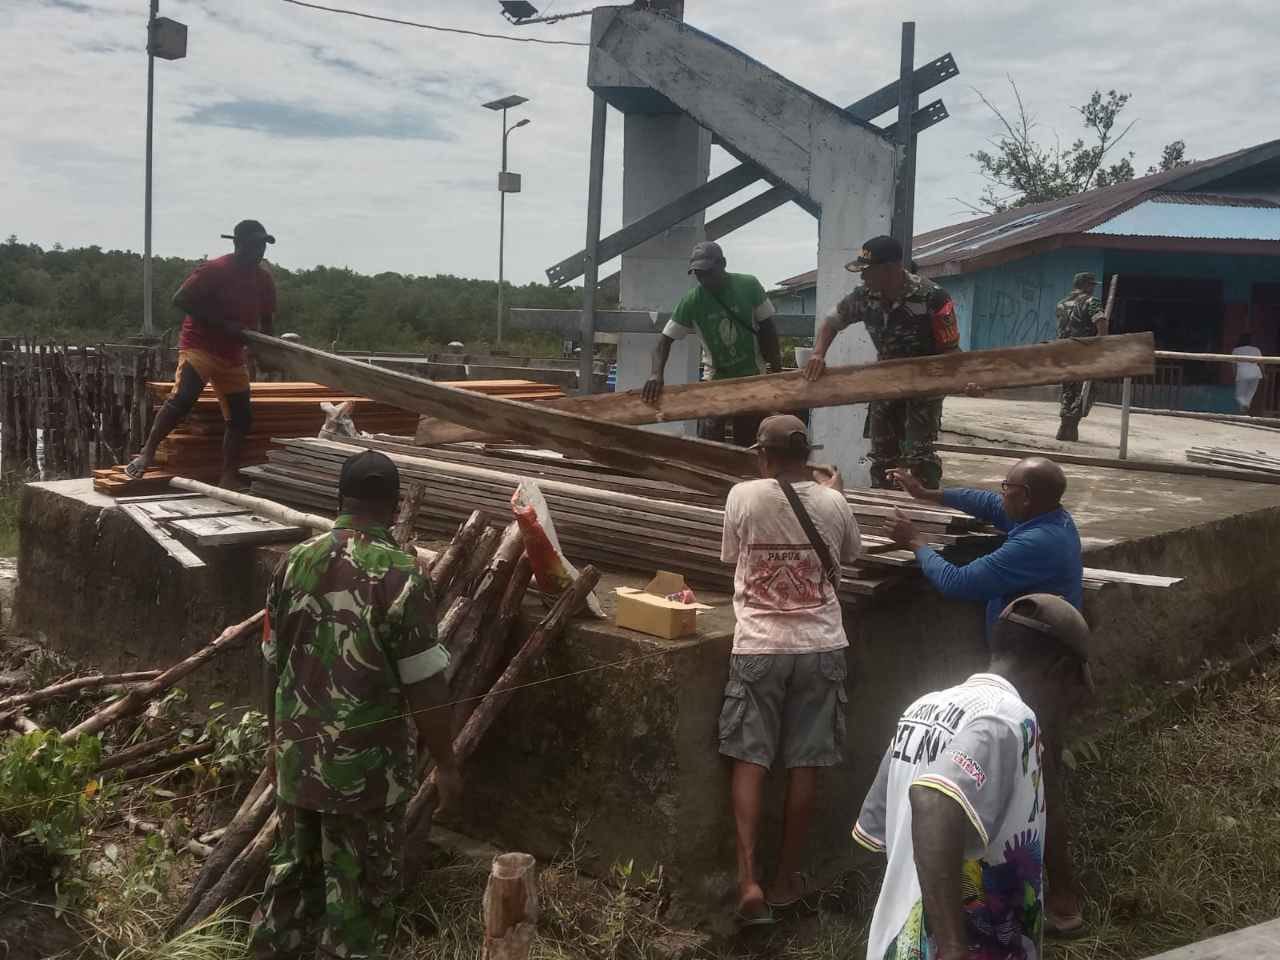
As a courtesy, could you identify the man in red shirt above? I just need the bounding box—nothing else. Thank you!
[126,220,277,487]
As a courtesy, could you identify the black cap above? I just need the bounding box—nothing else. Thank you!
[846,235,903,272]
[338,450,399,503]
[221,219,276,245]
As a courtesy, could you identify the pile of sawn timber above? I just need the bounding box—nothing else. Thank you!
[92,379,565,494]
[243,436,1007,601]
[1186,446,1280,476]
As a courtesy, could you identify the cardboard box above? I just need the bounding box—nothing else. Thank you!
[614,571,714,640]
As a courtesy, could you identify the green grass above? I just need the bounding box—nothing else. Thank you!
[390,662,1280,960]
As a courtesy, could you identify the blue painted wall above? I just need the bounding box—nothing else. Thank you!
[938,249,1105,350]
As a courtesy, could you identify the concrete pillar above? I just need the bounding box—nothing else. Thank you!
[808,133,897,486]
[613,112,710,436]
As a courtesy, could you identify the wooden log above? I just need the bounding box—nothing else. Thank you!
[0,671,161,712]
[126,815,213,859]
[445,523,525,687]
[429,511,486,596]
[93,732,180,774]
[933,441,1280,486]
[242,331,749,493]
[414,332,1157,446]
[456,557,533,732]
[5,715,40,734]
[444,525,502,611]
[109,741,214,782]
[171,783,276,933]
[482,852,539,960]
[392,481,428,548]
[405,566,601,836]
[61,610,266,742]
[177,812,278,935]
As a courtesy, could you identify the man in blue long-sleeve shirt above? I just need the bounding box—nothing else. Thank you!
[887,456,1088,938]
[887,457,1082,633]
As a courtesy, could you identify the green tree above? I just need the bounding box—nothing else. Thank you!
[969,79,1189,213]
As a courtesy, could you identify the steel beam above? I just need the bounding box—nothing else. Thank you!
[546,54,958,286]
[509,308,816,338]
[580,94,607,395]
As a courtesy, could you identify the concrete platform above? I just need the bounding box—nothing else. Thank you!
[16,465,1280,901]
[1141,918,1280,959]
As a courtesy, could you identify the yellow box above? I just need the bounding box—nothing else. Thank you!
[614,571,714,640]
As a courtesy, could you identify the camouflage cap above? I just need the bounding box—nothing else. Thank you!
[1073,272,1097,287]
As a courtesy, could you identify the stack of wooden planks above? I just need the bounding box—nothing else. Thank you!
[243,436,1007,601]
[1186,446,1280,476]
[92,380,565,495]
[244,436,1181,600]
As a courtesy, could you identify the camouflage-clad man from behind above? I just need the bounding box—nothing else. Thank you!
[1055,272,1109,441]
[804,235,966,489]
[251,450,461,960]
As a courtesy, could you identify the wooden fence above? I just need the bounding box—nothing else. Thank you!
[0,341,162,479]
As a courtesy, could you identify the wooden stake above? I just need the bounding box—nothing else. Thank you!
[405,566,600,836]
[171,783,276,933]
[430,511,487,596]
[93,732,180,774]
[108,741,214,782]
[61,610,266,742]
[176,812,278,935]
[482,852,538,960]
[393,481,429,549]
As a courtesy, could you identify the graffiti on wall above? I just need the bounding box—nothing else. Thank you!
[974,268,1057,348]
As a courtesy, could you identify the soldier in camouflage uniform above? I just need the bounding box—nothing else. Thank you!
[804,235,963,489]
[1055,272,1109,442]
[251,450,461,960]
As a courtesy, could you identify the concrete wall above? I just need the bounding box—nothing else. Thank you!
[24,478,1280,906]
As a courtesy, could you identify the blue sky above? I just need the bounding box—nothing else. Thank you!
[2,0,1276,291]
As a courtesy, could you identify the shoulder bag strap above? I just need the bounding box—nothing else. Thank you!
[705,285,758,340]
[776,479,841,591]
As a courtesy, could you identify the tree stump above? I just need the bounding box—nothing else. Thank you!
[482,852,538,960]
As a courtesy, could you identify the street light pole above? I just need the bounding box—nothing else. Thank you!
[483,94,528,347]
[143,0,158,335]
[498,106,508,346]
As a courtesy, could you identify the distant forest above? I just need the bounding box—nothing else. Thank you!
[0,236,601,353]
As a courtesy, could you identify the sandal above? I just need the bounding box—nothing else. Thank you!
[1045,911,1086,939]
[734,905,777,928]
[766,871,821,909]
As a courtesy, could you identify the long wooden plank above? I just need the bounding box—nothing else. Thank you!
[934,441,1280,486]
[415,332,1156,446]
[243,332,751,493]
[119,504,206,569]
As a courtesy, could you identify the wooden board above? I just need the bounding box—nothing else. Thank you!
[243,332,753,493]
[168,514,309,547]
[934,442,1280,486]
[119,504,205,569]
[414,332,1157,446]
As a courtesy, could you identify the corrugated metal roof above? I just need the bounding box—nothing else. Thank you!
[1088,196,1280,240]
[772,141,1280,288]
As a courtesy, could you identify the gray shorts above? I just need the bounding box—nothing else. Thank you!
[717,651,848,770]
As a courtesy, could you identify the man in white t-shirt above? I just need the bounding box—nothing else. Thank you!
[719,414,862,924]
[853,594,1093,960]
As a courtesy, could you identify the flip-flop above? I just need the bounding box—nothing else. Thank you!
[1045,911,1087,939]
[766,871,821,909]
[734,905,777,928]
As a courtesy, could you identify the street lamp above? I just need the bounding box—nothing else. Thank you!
[483,95,530,346]
[143,2,187,335]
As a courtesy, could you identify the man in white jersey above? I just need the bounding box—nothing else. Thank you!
[853,594,1093,960]
[719,414,862,924]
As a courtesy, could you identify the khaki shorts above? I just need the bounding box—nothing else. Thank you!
[718,651,848,770]
[170,349,251,420]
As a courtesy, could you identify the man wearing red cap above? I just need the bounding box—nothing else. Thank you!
[126,219,278,488]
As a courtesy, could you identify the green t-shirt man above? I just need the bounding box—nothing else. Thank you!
[662,272,777,380]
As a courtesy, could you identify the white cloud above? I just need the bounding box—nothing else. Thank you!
[2,0,1277,297]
